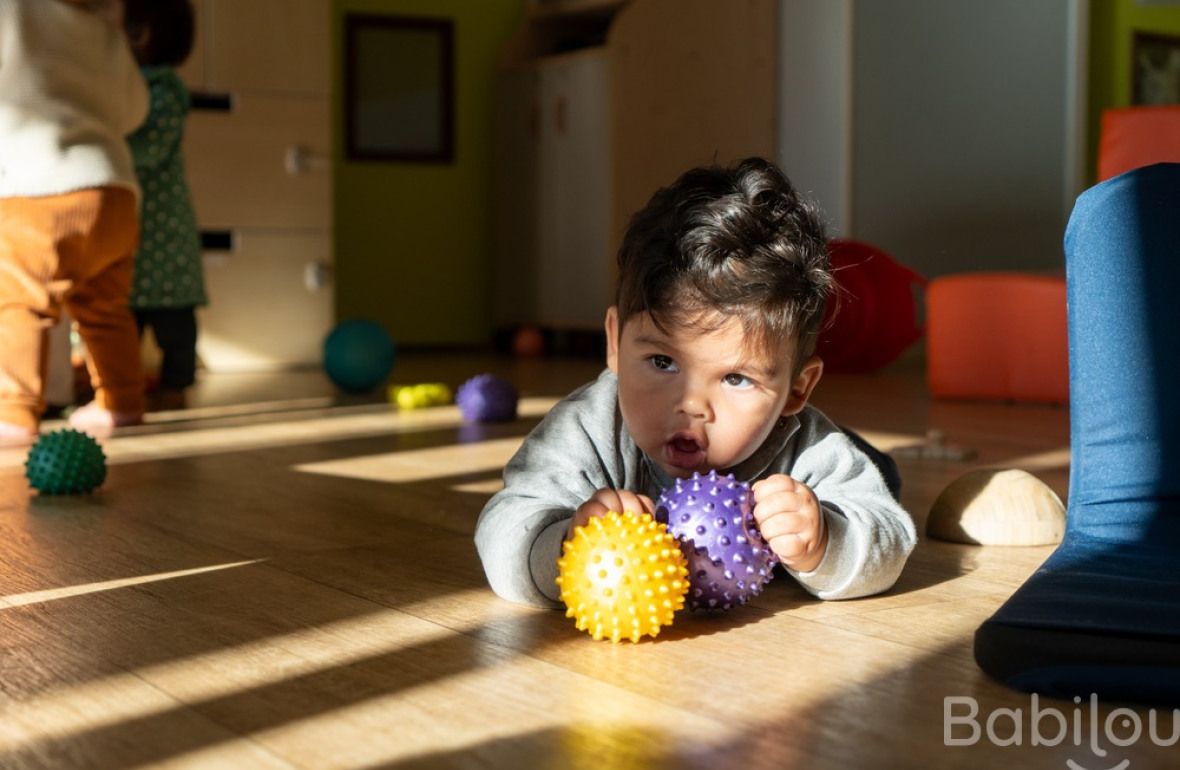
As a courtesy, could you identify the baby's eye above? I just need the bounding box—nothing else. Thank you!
[649,355,678,372]
[723,372,753,388]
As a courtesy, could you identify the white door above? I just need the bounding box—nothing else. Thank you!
[535,49,612,330]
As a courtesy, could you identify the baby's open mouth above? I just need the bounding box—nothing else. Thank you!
[664,434,707,470]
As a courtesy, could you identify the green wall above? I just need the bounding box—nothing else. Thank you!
[1087,0,1180,183]
[332,0,522,346]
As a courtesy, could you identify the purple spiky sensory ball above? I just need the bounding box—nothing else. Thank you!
[455,373,518,422]
[656,470,777,611]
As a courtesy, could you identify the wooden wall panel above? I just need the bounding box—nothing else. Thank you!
[610,0,777,268]
[205,0,331,96]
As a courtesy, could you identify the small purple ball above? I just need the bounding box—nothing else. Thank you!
[656,470,777,611]
[456,373,518,422]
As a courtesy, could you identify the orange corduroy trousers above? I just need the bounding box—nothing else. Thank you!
[0,187,145,429]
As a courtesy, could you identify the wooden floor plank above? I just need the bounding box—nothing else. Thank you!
[3,353,1174,769]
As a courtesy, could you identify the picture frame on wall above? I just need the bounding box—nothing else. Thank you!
[344,14,455,163]
[1132,31,1180,105]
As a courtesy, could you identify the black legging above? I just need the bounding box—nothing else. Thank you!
[134,307,197,389]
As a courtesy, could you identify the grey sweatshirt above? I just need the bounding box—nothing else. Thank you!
[475,370,917,607]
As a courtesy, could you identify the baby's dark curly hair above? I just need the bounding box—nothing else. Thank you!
[615,157,832,369]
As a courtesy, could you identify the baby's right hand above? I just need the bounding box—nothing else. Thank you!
[568,488,656,538]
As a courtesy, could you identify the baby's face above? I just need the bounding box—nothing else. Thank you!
[606,309,817,479]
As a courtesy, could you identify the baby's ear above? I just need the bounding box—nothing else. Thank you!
[783,356,823,416]
[604,306,620,373]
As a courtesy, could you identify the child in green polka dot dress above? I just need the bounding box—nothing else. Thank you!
[124,0,205,411]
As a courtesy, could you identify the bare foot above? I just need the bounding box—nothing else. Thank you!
[67,401,143,437]
[0,421,37,447]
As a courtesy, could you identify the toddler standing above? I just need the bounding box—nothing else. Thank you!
[0,0,148,444]
[124,0,206,411]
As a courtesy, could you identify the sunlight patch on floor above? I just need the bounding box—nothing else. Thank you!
[0,560,264,609]
[0,590,492,749]
[452,478,506,495]
[154,652,730,770]
[142,396,337,423]
[854,429,936,452]
[0,398,560,472]
[294,437,524,484]
[293,429,937,489]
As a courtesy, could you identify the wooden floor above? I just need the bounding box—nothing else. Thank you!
[0,351,1172,769]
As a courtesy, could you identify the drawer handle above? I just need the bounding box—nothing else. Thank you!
[190,91,234,112]
[285,144,331,175]
[304,260,333,292]
[199,230,234,252]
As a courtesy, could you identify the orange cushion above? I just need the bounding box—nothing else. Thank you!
[1098,106,1180,182]
[926,273,1068,403]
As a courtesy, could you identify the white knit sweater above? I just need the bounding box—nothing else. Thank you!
[0,0,147,198]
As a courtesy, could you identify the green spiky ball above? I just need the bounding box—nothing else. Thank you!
[25,429,107,494]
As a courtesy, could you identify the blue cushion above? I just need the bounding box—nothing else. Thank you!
[974,163,1180,705]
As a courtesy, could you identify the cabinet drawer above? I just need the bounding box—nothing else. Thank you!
[185,93,331,230]
[197,231,333,371]
[202,0,330,96]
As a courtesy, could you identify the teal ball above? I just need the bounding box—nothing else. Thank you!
[323,319,397,393]
[25,429,107,494]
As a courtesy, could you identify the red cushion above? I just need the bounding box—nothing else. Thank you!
[817,239,925,373]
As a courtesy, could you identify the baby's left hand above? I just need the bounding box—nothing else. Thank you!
[751,473,828,572]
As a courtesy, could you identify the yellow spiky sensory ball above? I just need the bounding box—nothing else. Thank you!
[556,511,689,643]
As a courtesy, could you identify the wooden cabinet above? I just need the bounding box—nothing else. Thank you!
[185,94,331,231]
[493,0,777,333]
[198,232,334,371]
[180,0,333,371]
[198,0,330,96]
